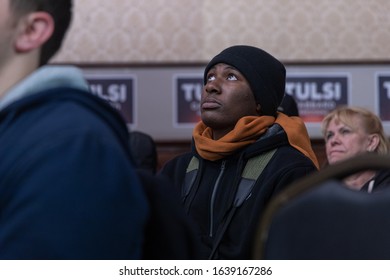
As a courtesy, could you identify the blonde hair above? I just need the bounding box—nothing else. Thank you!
[321,106,390,155]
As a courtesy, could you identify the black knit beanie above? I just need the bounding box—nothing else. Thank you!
[204,45,286,116]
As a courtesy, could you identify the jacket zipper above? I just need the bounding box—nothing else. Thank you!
[209,160,226,237]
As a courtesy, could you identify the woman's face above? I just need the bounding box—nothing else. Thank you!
[324,116,375,164]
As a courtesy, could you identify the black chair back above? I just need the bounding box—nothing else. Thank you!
[253,154,390,259]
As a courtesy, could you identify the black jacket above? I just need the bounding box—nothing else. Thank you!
[361,169,390,193]
[160,124,317,259]
[0,87,148,259]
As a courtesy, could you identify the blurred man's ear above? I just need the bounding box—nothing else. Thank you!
[14,12,54,53]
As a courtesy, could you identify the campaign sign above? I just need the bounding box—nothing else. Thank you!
[378,75,390,121]
[174,75,203,126]
[84,74,135,124]
[285,75,349,122]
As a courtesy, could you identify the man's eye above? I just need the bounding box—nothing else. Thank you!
[207,74,216,81]
[227,74,237,80]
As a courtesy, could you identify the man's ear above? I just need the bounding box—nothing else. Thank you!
[14,12,54,53]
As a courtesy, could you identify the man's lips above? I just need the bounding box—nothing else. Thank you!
[201,99,221,109]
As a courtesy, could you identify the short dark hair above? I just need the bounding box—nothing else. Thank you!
[10,0,73,65]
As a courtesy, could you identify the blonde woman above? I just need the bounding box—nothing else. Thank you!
[322,106,390,192]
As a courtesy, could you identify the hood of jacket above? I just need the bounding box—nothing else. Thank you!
[0,66,131,161]
[0,65,89,112]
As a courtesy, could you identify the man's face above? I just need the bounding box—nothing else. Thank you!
[0,0,17,68]
[201,63,259,138]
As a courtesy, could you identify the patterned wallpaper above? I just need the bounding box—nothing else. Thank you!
[53,0,390,63]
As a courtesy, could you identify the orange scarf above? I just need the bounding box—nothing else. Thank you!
[193,113,319,169]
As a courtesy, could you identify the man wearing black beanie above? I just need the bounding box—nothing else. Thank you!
[203,45,285,117]
[161,45,319,259]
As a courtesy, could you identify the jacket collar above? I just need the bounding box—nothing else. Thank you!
[0,65,89,112]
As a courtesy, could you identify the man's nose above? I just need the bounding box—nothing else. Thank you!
[204,78,221,94]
